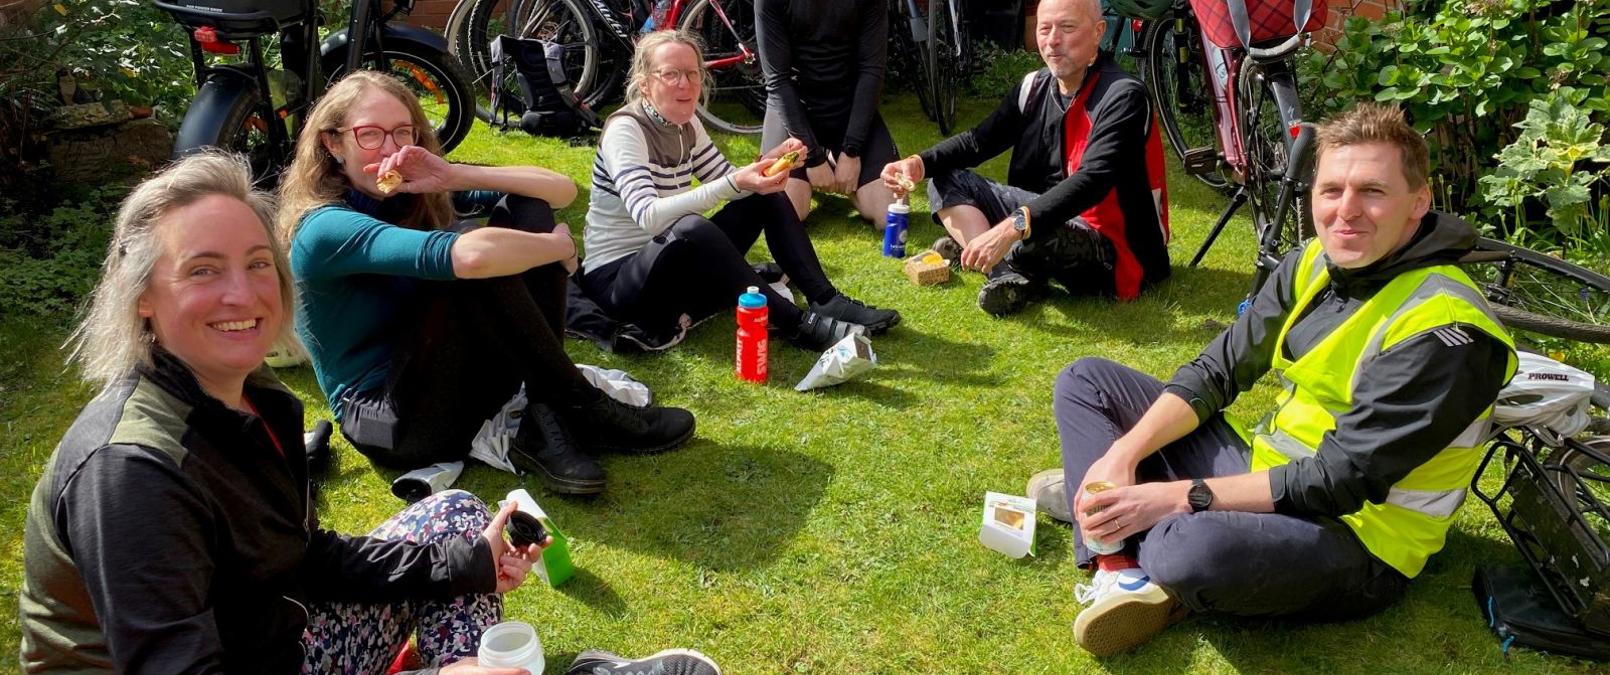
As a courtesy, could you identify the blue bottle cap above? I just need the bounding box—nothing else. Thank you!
[739,286,766,308]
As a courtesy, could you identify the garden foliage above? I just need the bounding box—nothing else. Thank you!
[1304,0,1609,258]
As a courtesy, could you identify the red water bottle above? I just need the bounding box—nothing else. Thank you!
[736,286,768,382]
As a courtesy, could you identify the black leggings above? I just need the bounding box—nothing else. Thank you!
[340,196,598,469]
[581,192,837,334]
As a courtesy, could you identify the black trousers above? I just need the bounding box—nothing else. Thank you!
[581,192,838,334]
[1054,357,1410,620]
[340,196,597,469]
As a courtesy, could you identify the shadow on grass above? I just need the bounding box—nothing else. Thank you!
[554,567,628,619]
[992,264,1257,345]
[865,325,1002,389]
[555,441,831,572]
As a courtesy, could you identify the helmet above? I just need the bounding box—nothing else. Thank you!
[1107,0,1175,21]
[1492,352,1598,437]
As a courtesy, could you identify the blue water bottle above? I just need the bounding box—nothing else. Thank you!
[883,201,909,258]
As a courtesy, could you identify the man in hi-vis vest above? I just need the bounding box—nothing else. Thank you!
[1028,104,1518,656]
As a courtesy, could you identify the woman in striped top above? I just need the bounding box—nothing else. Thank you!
[580,30,900,352]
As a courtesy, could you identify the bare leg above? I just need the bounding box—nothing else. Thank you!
[784,178,813,222]
[936,203,993,245]
[854,180,897,230]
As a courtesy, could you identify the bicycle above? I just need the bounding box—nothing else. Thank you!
[159,0,474,185]
[1117,0,1320,277]
[454,0,764,135]
[1473,360,1610,640]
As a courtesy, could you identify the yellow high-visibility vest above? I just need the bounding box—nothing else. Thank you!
[1238,241,1517,578]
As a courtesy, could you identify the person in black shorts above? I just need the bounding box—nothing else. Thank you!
[757,0,900,227]
[880,0,1171,315]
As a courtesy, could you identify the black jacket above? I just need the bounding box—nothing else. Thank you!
[20,349,495,674]
[756,0,887,165]
[1166,212,1514,517]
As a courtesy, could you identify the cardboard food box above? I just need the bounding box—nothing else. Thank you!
[904,250,951,286]
[979,491,1037,558]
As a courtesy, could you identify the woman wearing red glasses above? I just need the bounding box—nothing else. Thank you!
[279,71,696,496]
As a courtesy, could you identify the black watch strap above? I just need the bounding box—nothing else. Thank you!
[1188,478,1214,513]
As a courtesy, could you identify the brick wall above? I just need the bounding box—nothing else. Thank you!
[1314,0,1403,50]
[408,0,460,32]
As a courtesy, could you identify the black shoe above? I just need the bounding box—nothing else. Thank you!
[978,269,1045,316]
[563,394,696,455]
[809,294,901,334]
[751,261,788,285]
[566,648,721,675]
[786,311,866,352]
[510,402,606,495]
[933,235,963,267]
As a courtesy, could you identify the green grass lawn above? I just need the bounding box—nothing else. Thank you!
[2,92,1604,674]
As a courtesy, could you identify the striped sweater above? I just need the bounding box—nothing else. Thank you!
[583,101,747,269]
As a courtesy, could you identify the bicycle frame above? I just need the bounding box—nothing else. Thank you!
[560,0,752,69]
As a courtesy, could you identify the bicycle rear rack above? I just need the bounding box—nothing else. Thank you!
[1473,430,1610,636]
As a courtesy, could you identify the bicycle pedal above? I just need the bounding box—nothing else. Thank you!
[1182,147,1221,176]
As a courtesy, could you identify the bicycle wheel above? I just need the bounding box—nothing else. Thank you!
[679,0,764,135]
[1141,16,1230,192]
[927,0,961,134]
[890,1,936,122]
[1237,58,1311,258]
[478,0,614,109]
[323,41,476,152]
[445,0,479,75]
[1461,237,1610,344]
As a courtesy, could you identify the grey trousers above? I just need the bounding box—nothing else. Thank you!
[1053,357,1410,620]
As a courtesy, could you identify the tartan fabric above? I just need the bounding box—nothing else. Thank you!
[1190,0,1326,49]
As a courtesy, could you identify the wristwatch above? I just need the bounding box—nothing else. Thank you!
[1187,478,1214,513]
[1010,206,1031,239]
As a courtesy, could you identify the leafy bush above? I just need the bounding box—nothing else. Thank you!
[0,0,192,117]
[1302,0,1610,252]
[0,189,119,318]
[1479,89,1610,252]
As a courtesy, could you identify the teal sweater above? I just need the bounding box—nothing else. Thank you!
[290,190,499,417]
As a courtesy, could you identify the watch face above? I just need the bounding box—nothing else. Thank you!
[1188,483,1212,510]
[1012,211,1027,231]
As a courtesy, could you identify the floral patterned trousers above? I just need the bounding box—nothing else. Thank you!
[301,489,502,673]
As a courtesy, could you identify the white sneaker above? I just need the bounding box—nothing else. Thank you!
[1073,568,1185,657]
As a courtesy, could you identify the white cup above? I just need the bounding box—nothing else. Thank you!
[478,621,544,673]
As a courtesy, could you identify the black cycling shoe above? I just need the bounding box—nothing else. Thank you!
[563,394,696,455]
[509,402,606,495]
[808,294,901,334]
[786,311,866,352]
[978,268,1046,316]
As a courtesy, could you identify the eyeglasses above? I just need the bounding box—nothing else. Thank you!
[651,68,702,86]
[337,124,417,150]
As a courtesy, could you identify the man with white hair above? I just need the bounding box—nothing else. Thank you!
[880,0,1169,314]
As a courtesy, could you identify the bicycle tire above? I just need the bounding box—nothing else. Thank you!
[1551,437,1610,563]
[476,0,615,110]
[1141,15,1230,192]
[445,0,479,75]
[1238,58,1311,259]
[893,0,936,123]
[679,0,764,136]
[927,0,960,135]
[1461,237,1610,344]
[178,80,283,186]
[323,42,476,153]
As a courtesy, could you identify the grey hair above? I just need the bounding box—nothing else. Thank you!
[66,151,296,389]
[624,29,712,109]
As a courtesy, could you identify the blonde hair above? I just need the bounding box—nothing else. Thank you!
[67,151,294,388]
[278,71,454,246]
[1316,103,1430,189]
[625,30,712,109]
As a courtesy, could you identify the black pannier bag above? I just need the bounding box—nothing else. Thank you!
[489,35,599,138]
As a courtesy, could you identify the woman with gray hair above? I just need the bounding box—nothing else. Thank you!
[17,152,549,675]
[580,30,900,353]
